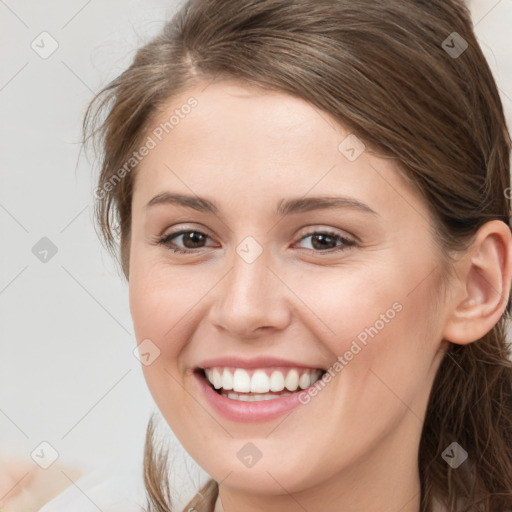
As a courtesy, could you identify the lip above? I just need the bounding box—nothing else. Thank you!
[194,369,317,423]
[197,355,325,370]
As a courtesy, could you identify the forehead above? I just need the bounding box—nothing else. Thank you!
[132,80,429,226]
[150,81,344,160]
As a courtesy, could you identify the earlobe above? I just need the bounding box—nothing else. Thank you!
[442,220,512,346]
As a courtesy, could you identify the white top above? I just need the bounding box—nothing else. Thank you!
[37,466,147,512]
[38,466,450,512]
[37,462,210,512]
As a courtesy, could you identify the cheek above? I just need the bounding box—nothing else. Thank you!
[293,268,439,467]
[312,259,440,400]
[129,257,194,352]
[128,259,195,405]
[303,265,407,354]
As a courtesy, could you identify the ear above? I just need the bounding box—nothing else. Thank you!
[442,220,512,345]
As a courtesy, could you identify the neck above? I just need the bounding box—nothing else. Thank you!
[213,413,422,512]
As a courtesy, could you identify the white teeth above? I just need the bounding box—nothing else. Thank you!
[299,371,311,389]
[221,368,233,390]
[284,369,299,391]
[233,369,251,393]
[269,370,285,392]
[212,368,223,389]
[250,370,270,393]
[224,391,294,401]
[204,367,324,395]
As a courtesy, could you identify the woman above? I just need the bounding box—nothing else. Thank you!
[47,0,512,510]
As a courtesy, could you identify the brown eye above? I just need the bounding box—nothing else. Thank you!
[179,231,208,248]
[296,231,355,252]
[159,230,212,253]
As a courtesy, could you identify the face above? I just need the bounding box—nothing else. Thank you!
[129,80,447,495]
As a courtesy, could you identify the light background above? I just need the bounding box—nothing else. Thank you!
[0,0,511,497]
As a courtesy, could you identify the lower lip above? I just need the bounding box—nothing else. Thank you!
[195,371,311,422]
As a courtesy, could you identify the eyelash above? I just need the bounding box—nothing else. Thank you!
[156,229,355,254]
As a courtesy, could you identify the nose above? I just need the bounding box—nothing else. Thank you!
[207,247,292,339]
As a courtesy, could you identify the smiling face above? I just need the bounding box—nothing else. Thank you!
[128,80,448,503]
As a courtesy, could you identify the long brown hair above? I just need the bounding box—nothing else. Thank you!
[83,1,512,510]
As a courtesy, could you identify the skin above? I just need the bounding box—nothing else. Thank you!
[128,80,512,512]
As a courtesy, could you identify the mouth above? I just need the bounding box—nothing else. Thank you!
[194,366,327,402]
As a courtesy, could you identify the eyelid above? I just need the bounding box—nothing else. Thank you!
[294,228,355,252]
[295,225,354,241]
[156,225,356,254]
[158,223,215,242]
[158,227,217,250]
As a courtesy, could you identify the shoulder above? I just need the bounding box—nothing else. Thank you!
[37,465,147,512]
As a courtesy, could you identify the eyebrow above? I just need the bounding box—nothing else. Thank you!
[146,192,378,216]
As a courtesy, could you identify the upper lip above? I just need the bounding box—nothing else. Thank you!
[197,356,326,370]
